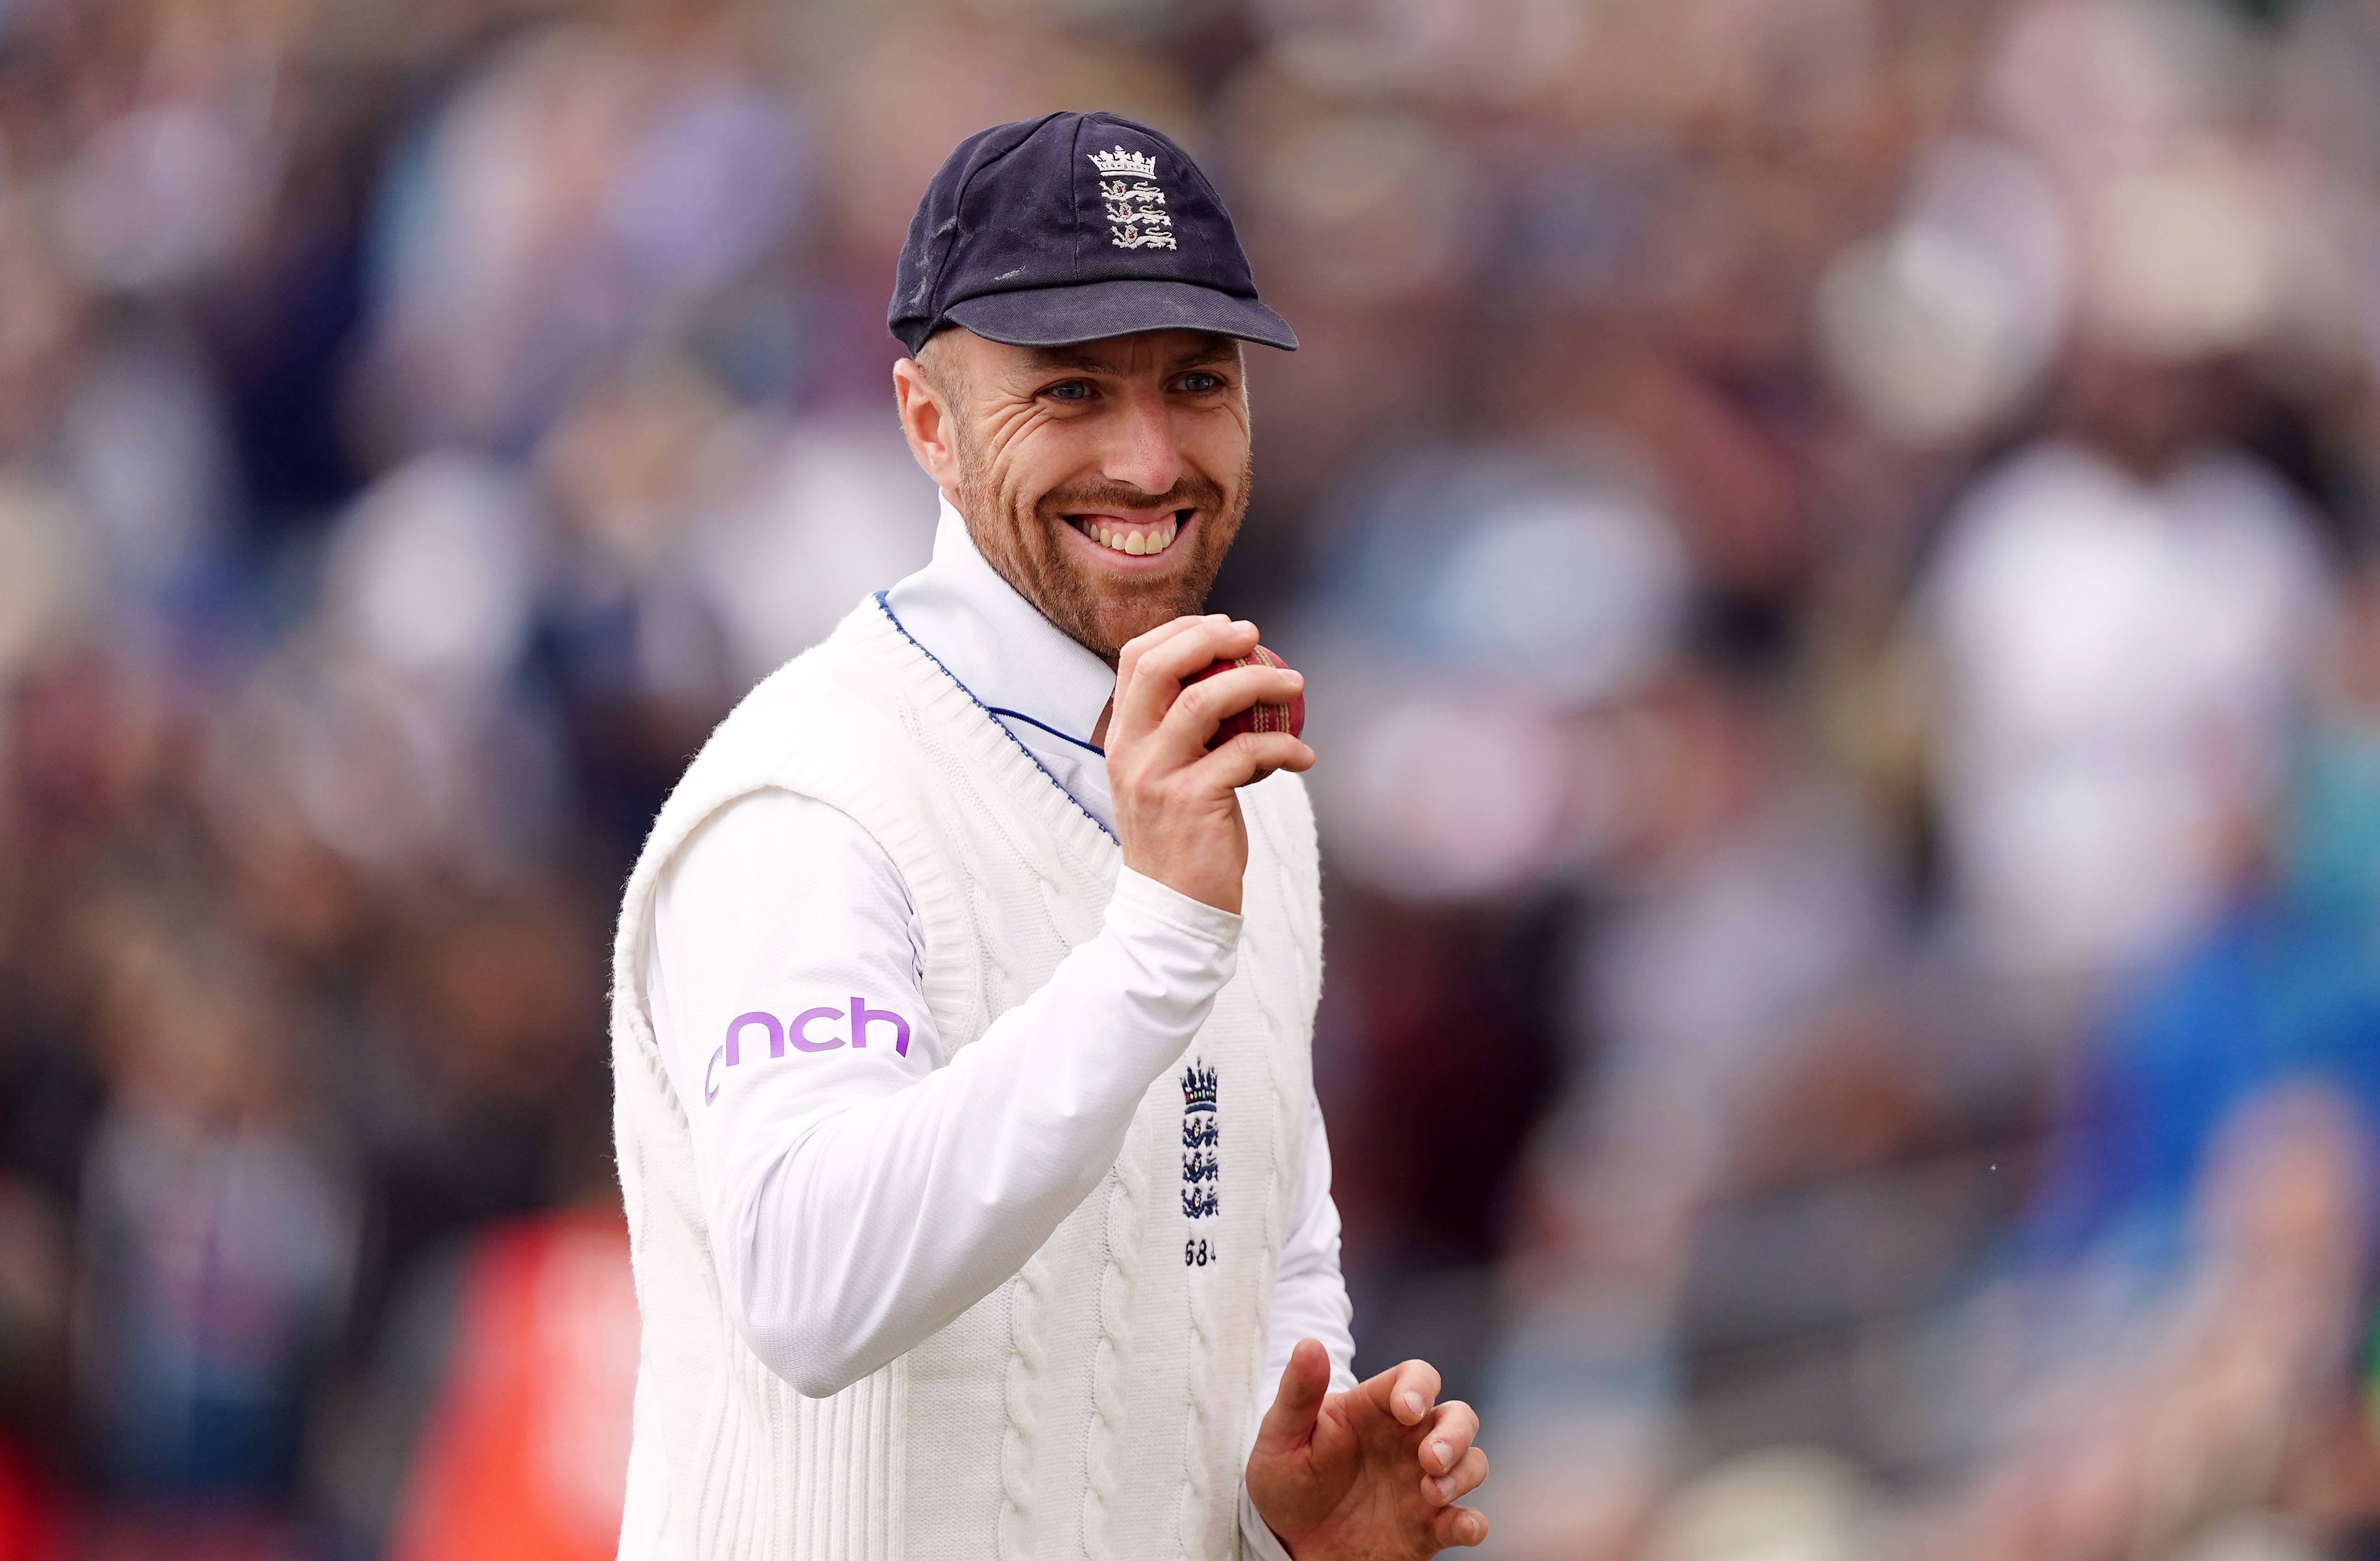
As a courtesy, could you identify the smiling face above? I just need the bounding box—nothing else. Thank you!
[893,327,1254,664]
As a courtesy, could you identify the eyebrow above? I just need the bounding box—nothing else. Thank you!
[1022,348,1122,375]
[1170,340,1241,370]
[1020,337,1239,378]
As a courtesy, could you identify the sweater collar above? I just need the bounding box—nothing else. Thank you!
[882,493,1117,747]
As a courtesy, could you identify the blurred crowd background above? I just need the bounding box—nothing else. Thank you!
[7,0,2380,1557]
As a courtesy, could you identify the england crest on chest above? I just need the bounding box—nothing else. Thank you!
[1088,145,1176,251]
[1180,1059,1219,1260]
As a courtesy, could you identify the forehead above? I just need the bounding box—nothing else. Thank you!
[975,328,1240,379]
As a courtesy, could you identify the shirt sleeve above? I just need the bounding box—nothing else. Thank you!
[644,786,1245,1398]
[1239,1094,1356,1561]
[1266,1094,1356,1401]
[1240,1487,1297,1561]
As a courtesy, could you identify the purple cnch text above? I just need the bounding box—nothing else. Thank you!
[706,997,912,1105]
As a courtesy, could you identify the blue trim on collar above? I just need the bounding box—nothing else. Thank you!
[872,592,1117,843]
[985,706,1105,758]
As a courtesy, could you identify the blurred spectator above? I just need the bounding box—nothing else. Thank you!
[0,1174,71,1561]
[357,18,804,455]
[74,917,354,1518]
[1483,657,1943,1556]
[1917,350,2333,1008]
[1920,564,2380,1560]
[382,1204,635,1561]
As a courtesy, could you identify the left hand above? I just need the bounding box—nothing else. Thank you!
[1245,1339,1490,1558]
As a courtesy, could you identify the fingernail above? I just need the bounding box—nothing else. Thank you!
[1429,1475,1453,1502]
[1429,1439,1450,1470]
[1401,1390,1426,1419]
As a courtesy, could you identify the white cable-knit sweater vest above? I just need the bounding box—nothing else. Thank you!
[610,597,1321,1561]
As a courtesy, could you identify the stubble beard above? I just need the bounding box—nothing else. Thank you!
[953,443,1252,667]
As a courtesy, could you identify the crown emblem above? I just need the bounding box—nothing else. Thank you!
[1087,145,1159,181]
[1181,1061,1218,1111]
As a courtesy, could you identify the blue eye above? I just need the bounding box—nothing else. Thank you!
[1180,372,1223,394]
[1044,380,1092,401]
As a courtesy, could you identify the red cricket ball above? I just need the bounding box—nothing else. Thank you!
[1183,644,1305,750]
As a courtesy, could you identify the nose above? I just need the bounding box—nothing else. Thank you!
[1100,384,1182,499]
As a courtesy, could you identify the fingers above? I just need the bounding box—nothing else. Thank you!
[1424,1445,1488,1507]
[1431,1503,1489,1549]
[1111,616,1214,729]
[1362,1358,1442,1428]
[1182,725,1313,794]
[1420,1401,1479,1480]
[1111,615,1259,750]
[1253,1337,1331,1454]
[1196,732,1315,793]
[1157,663,1305,763]
[1392,1359,1441,1426]
[1113,615,1210,692]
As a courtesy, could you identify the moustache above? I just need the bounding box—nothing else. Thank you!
[1039,474,1226,518]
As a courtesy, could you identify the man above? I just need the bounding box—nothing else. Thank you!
[610,110,1489,1559]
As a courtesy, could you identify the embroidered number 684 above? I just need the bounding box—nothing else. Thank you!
[1185,1237,1214,1267]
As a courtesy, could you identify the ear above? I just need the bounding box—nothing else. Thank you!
[893,356,963,495]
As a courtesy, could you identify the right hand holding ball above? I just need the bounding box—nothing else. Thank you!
[1184,644,1306,752]
[1108,618,1315,914]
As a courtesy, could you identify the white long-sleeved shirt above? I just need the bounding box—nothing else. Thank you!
[643,495,1352,1557]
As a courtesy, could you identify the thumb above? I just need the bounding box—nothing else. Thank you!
[1255,1338,1331,1454]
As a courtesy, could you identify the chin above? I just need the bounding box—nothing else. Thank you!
[1083,577,1208,658]
[989,496,1239,662]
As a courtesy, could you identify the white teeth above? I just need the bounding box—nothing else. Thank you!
[1078,519,1181,555]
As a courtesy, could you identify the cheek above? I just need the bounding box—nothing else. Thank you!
[978,398,1080,466]
[1180,410,1251,487]
[982,418,1080,513]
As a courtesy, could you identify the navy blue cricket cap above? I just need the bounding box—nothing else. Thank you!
[888,110,1297,357]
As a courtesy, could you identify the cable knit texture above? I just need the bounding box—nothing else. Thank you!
[611,596,1320,1560]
